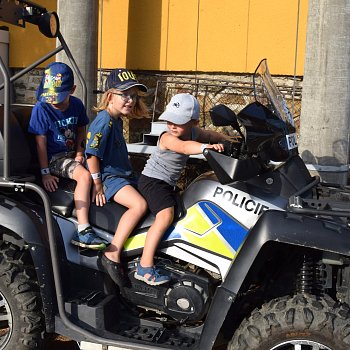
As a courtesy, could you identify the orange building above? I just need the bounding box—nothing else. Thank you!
[1,0,308,76]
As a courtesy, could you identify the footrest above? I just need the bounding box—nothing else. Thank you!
[65,292,118,330]
[118,324,198,347]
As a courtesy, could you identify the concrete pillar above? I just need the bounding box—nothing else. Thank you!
[56,0,98,120]
[299,0,350,184]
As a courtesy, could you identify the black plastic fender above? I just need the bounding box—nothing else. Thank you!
[225,210,350,292]
[199,209,350,349]
[0,196,48,245]
[0,195,57,331]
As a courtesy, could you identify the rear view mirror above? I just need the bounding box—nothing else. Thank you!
[210,104,237,126]
[209,104,243,138]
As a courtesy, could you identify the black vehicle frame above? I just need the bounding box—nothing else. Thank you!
[1,2,350,350]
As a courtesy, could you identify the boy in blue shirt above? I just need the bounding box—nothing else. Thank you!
[29,62,106,250]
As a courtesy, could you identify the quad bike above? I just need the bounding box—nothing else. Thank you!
[1,2,350,350]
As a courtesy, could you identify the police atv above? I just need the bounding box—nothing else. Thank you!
[2,2,350,350]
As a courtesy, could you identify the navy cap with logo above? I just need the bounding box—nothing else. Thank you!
[105,68,147,92]
[36,62,74,104]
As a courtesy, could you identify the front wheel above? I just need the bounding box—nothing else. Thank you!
[0,241,44,349]
[228,294,350,350]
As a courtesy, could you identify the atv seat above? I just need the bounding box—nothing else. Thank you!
[0,105,37,179]
[86,192,186,235]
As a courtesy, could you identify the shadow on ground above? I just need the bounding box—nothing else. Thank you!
[43,334,79,349]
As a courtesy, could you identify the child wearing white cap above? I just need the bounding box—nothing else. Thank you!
[136,93,232,285]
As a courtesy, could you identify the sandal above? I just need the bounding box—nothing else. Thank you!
[100,253,128,288]
[134,263,170,286]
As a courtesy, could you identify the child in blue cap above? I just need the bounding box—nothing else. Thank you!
[85,68,149,287]
[29,61,106,250]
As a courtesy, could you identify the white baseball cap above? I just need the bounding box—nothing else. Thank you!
[159,93,200,125]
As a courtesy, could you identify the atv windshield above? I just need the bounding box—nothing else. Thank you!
[253,59,295,129]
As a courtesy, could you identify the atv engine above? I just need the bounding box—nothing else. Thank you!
[122,260,211,323]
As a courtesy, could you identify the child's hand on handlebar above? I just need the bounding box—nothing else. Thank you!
[206,143,225,152]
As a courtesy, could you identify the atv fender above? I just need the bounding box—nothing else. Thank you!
[0,196,57,330]
[225,209,350,292]
[0,196,48,245]
[199,209,350,349]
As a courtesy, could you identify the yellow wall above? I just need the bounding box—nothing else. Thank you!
[1,0,308,75]
[100,0,130,68]
[245,0,307,75]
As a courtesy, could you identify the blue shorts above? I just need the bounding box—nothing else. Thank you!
[103,175,138,202]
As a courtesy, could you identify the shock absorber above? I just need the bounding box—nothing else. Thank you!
[296,254,326,296]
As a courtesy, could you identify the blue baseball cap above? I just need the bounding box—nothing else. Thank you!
[36,62,74,103]
[105,68,147,92]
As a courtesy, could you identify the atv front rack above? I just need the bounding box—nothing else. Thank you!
[288,176,350,221]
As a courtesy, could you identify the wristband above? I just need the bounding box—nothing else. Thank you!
[40,168,50,175]
[200,144,208,152]
[91,172,101,180]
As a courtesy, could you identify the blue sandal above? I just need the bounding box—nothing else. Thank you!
[134,263,170,286]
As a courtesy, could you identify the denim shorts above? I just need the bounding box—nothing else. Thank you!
[49,152,80,179]
[103,175,138,202]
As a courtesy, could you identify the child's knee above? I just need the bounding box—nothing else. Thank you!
[75,167,92,186]
[138,197,148,215]
[158,207,174,224]
[131,196,147,216]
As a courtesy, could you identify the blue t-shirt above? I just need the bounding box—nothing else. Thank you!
[28,96,89,160]
[85,110,133,180]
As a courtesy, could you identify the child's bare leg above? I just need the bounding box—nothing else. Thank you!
[140,206,174,268]
[72,165,92,225]
[104,185,147,263]
[70,164,106,250]
[134,207,174,285]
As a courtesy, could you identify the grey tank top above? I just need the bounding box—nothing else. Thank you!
[142,129,197,186]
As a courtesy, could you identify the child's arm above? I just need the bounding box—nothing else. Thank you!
[75,126,86,163]
[35,135,59,192]
[160,132,224,155]
[86,154,106,206]
[195,126,234,144]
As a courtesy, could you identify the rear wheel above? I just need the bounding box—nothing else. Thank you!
[228,294,350,350]
[0,241,44,349]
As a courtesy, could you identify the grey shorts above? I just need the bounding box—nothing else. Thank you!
[49,152,80,179]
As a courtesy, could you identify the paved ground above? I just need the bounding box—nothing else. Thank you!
[46,334,228,349]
